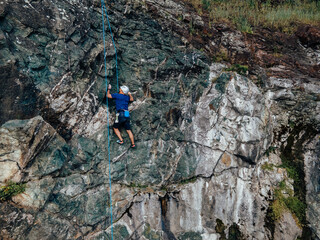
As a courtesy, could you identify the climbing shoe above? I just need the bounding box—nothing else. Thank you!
[130,144,136,149]
[116,140,124,145]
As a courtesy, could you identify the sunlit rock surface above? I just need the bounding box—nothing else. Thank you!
[0,0,319,239]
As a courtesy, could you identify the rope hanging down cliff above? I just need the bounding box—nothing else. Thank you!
[101,1,118,239]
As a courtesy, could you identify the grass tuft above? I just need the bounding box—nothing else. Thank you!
[127,182,148,189]
[0,181,26,201]
[180,176,198,185]
[225,64,248,75]
[213,50,229,63]
[261,163,276,171]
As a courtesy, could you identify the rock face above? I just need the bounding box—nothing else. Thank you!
[0,0,319,240]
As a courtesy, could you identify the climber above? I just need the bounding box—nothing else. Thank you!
[107,84,136,148]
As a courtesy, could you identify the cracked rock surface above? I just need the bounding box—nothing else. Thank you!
[0,0,319,239]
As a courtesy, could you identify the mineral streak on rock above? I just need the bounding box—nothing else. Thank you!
[0,0,319,239]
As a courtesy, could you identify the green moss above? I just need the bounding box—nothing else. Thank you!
[264,146,277,157]
[269,123,316,235]
[127,182,148,189]
[261,163,275,171]
[278,180,286,190]
[0,181,26,201]
[270,198,286,222]
[288,120,295,129]
[178,231,202,240]
[180,176,197,185]
[278,157,301,186]
[225,64,248,76]
[284,196,306,223]
[270,181,305,227]
[143,223,161,240]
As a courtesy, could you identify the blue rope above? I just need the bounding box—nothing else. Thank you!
[103,1,119,92]
[101,1,118,239]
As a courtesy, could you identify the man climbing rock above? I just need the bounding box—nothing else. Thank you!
[107,84,136,148]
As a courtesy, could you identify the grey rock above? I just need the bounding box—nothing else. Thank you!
[0,0,319,239]
[274,211,302,240]
[0,116,67,183]
[305,135,320,237]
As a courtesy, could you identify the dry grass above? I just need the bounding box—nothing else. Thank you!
[186,0,320,33]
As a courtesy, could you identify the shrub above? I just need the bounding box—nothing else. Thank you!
[213,50,229,63]
[0,181,26,201]
[225,64,248,75]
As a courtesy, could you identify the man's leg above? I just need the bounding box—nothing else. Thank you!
[126,130,135,145]
[124,119,135,146]
[113,128,123,142]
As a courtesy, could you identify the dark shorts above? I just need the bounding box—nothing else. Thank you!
[113,116,131,130]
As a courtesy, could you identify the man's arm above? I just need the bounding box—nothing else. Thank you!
[107,84,112,99]
[128,92,134,102]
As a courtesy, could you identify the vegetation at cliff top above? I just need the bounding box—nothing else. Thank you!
[186,0,320,33]
[0,181,26,201]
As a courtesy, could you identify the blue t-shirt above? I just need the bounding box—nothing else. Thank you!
[111,93,130,111]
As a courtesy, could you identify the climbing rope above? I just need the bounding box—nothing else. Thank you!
[102,0,119,92]
[100,1,119,239]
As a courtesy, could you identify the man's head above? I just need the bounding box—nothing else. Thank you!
[120,85,129,95]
